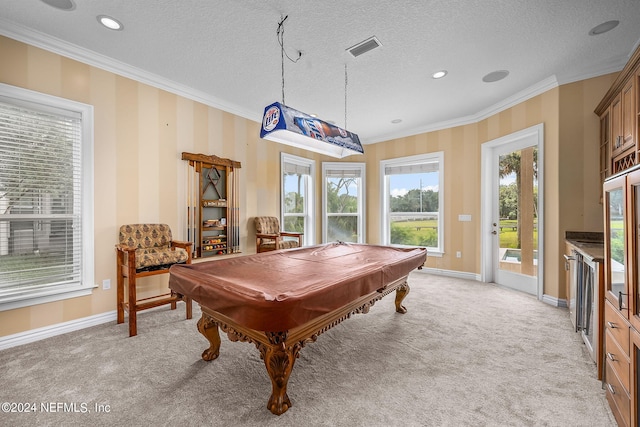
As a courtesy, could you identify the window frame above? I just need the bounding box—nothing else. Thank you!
[0,83,95,311]
[322,162,366,243]
[280,153,315,246]
[380,151,444,255]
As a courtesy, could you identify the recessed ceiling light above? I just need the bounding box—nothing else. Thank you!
[40,0,75,10]
[97,15,124,31]
[588,20,619,36]
[482,70,509,83]
[432,70,448,79]
[391,119,402,124]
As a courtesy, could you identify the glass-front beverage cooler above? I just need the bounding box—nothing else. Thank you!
[605,175,628,313]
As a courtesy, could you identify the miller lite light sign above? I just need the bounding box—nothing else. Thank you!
[260,101,364,158]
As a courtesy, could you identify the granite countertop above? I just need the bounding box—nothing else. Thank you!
[565,231,604,263]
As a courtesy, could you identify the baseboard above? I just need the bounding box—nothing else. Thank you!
[417,267,481,282]
[542,294,568,308]
[417,268,568,309]
[0,310,117,351]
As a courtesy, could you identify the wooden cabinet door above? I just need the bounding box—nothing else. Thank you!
[632,329,640,427]
[605,174,630,318]
[627,168,640,331]
[612,93,623,156]
[622,78,635,151]
[600,108,611,183]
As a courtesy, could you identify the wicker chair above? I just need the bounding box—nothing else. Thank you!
[255,216,303,253]
[115,224,192,336]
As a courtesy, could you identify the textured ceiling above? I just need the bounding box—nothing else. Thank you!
[1,0,640,144]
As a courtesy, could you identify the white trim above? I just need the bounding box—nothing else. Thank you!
[380,152,444,253]
[0,83,95,310]
[480,124,544,300]
[367,77,558,144]
[321,162,366,243]
[416,269,567,308]
[1,18,631,147]
[416,267,480,282]
[0,310,116,351]
[280,153,315,246]
[542,294,568,308]
[0,284,97,312]
[0,18,260,124]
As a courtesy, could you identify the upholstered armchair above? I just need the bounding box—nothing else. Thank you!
[115,224,193,337]
[255,216,303,253]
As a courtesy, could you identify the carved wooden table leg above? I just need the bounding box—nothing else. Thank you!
[260,332,299,415]
[395,282,410,314]
[197,313,221,361]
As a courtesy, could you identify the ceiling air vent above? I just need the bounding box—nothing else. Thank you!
[347,36,381,58]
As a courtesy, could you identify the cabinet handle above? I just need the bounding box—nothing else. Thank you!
[619,291,628,311]
[607,321,617,329]
[607,352,616,361]
[607,383,616,395]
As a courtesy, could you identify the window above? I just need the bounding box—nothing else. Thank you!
[0,83,94,311]
[281,153,315,246]
[380,152,444,254]
[322,162,365,243]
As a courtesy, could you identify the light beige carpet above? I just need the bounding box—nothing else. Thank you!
[0,272,615,426]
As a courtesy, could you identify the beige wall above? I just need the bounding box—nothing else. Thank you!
[363,75,615,301]
[0,35,615,338]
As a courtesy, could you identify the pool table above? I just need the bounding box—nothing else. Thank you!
[169,242,426,415]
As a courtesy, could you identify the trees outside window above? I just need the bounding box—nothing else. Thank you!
[380,152,444,253]
[281,153,314,246]
[0,83,94,310]
[322,163,365,243]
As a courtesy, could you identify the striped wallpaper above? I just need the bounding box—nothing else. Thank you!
[0,35,617,337]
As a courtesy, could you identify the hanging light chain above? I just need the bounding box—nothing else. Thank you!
[344,63,348,129]
[276,15,302,106]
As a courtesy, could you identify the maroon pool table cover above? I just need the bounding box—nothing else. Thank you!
[169,243,426,332]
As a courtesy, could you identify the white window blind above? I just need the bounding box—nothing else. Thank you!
[324,168,361,178]
[0,98,83,293]
[384,161,439,175]
[283,162,311,176]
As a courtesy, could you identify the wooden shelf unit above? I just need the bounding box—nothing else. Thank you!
[182,152,241,258]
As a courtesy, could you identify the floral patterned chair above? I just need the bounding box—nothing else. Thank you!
[115,224,193,336]
[255,216,303,253]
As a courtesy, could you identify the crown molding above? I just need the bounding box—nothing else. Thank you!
[1,17,632,145]
[0,18,262,123]
[366,75,560,144]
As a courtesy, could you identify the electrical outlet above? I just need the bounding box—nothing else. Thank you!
[456,251,461,258]
[102,279,111,290]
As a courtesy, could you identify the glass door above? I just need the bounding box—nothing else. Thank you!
[627,168,640,330]
[493,145,538,295]
[604,174,629,318]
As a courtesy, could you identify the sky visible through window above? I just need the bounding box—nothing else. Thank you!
[389,173,438,197]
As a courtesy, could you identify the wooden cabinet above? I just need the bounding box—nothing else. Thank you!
[597,45,640,178]
[603,167,640,426]
[631,329,640,426]
[182,152,241,258]
[604,175,629,313]
[601,107,612,187]
[622,79,636,152]
[611,93,624,157]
